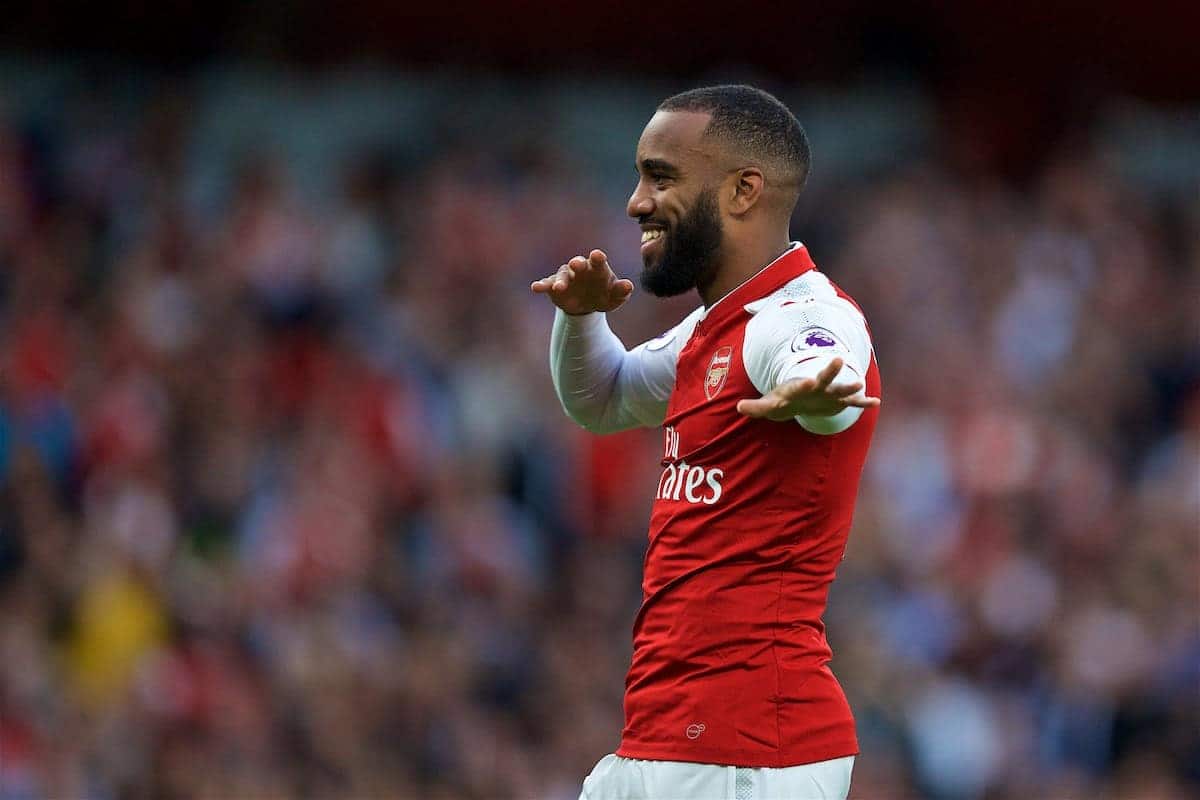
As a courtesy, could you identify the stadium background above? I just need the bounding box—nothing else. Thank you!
[0,2,1197,798]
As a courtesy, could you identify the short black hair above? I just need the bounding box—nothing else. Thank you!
[658,84,811,192]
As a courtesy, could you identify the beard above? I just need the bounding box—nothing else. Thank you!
[639,187,723,298]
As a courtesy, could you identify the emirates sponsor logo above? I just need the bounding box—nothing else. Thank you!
[655,460,724,505]
[658,427,724,504]
[663,426,680,460]
[704,346,732,400]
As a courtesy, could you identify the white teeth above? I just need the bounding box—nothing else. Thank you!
[641,229,664,243]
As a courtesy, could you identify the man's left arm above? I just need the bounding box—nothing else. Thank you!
[738,296,880,433]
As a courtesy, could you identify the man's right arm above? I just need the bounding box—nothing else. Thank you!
[549,307,698,434]
[532,249,692,435]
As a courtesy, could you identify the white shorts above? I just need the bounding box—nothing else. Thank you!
[578,753,855,800]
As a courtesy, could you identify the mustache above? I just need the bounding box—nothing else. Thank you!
[638,217,668,227]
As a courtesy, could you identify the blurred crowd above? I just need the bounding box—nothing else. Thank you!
[0,66,1197,800]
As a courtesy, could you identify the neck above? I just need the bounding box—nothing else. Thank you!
[698,229,793,307]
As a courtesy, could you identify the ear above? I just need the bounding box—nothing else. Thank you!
[727,167,764,216]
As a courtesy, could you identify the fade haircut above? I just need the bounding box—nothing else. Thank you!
[658,84,811,197]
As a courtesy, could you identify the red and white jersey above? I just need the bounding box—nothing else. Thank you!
[550,244,880,768]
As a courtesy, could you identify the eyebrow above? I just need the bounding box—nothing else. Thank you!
[637,158,680,176]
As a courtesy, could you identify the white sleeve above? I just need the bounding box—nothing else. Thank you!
[742,290,873,435]
[550,307,702,434]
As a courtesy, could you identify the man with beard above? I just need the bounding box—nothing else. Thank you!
[531,85,881,800]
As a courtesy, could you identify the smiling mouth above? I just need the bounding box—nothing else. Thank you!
[641,229,665,244]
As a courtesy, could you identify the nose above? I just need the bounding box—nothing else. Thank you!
[627,184,654,220]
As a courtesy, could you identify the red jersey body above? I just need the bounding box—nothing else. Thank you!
[615,246,881,768]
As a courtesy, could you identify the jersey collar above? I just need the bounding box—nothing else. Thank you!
[696,242,816,329]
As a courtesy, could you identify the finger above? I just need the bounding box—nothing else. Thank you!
[772,377,818,399]
[552,264,573,290]
[588,249,609,270]
[531,272,560,293]
[814,357,844,388]
[825,380,864,397]
[609,279,634,302]
[839,395,881,408]
[567,256,589,275]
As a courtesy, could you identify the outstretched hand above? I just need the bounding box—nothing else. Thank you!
[736,357,881,421]
[531,249,634,315]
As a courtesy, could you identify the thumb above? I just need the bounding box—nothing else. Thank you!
[737,397,773,418]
